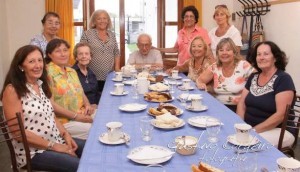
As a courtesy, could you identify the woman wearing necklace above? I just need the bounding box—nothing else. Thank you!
[196,38,253,112]
[237,41,295,146]
[30,12,60,57]
[167,36,215,82]
[158,5,211,66]
[209,5,242,58]
[72,42,100,107]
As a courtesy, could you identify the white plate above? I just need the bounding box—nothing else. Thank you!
[227,134,260,146]
[177,86,195,91]
[187,116,210,128]
[168,76,182,80]
[127,145,174,165]
[112,78,123,82]
[151,119,185,129]
[185,105,208,112]
[123,79,136,85]
[119,103,147,112]
[110,91,129,96]
[99,132,130,145]
[145,96,174,103]
[147,108,184,117]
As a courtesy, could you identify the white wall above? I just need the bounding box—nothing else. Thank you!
[0,0,45,102]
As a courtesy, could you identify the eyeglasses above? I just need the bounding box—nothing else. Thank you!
[137,43,151,48]
[215,4,227,9]
[184,15,195,19]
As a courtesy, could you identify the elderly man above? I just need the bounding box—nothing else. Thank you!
[127,33,163,70]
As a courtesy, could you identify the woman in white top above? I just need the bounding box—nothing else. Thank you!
[209,5,242,58]
[196,38,253,112]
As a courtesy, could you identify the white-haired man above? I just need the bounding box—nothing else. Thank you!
[127,33,163,70]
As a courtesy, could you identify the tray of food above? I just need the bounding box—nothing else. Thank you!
[144,92,173,103]
[148,103,183,116]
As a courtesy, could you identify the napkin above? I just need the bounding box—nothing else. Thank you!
[155,113,183,127]
[190,117,223,127]
[127,146,175,160]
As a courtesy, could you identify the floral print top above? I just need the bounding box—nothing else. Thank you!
[209,60,253,105]
[47,62,85,124]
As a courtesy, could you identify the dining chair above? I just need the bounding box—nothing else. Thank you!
[0,112,32,172]
[278,95,300,157]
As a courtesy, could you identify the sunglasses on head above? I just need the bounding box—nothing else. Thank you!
[215,4,227,9]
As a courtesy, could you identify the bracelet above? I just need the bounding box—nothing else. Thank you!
[47,141,55,150]
[72,113,78,120]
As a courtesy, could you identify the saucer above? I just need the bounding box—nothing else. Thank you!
[112,78,123,82]
[119,103,147,112]
[110,91,129,96]
[185,105,208,112]
[99,132,130,145]
[227,134,260,146]
[178,86,195,91]
[168,76,182,80]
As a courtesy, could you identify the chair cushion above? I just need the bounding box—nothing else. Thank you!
[259,128,295,148]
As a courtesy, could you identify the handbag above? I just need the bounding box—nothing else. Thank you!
[251,15,265,48]
[240,15,249,54]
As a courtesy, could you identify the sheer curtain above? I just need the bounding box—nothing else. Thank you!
[45,0,75,64]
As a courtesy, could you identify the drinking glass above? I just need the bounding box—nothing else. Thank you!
[139,116,154,141]
[179,89,189,107]
[206,117,221,143]
[130,69,137,80]
[167,79,177,94]
[144,164,166,172]
[131,80,139,99]
[238,152,257,172]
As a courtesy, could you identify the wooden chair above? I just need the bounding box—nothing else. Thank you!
[0,112,32,172]
[278,95,300,157]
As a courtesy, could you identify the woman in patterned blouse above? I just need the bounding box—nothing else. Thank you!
[167,36,215,82]
[1,45,84,171]
[80,9,121,92]
[46,39,94,140]
[196,38,254,112]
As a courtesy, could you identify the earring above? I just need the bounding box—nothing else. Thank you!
[20,68,24,72]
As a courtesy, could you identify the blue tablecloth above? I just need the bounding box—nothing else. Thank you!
[78,72,285,172]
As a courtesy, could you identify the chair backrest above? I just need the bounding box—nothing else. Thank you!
[0,112,32,172]
[278,95,300,150]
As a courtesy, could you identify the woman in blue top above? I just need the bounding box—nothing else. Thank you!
[237,41,296,146]
[72,42,100,107]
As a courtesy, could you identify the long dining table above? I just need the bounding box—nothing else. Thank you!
[77,72,286,172]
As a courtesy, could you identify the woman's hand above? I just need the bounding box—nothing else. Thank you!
[75,114,93,123]
[81,105,95,116]
[63,132,78,151]
[52,143,77,157]
[196,82,207,91]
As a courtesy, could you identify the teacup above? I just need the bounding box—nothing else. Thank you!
[234,123,252,143]
[143,65,151,73]
[114,83,124,95]
[175,136,197,155]
[182,79,191,89]
[106,122,123,142]
[115,72,123,81]
[277,157,300,172]
[191,96,203,110]
[171,69,179,79]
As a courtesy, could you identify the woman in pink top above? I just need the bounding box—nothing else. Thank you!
[158,6,211,66]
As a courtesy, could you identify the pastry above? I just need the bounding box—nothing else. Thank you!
[197,162,224,172]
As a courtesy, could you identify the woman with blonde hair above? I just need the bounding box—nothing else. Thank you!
[196,38,253,112]
[209,5,242,58]
[80,9,120,92]
[168,36,215,81]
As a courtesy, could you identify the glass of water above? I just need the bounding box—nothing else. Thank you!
[206,117,221,143]
[140,116,154,141]
[131,80,139,99]
[167,79,177,94]
[179,89,189,107]
[144,164,166,172]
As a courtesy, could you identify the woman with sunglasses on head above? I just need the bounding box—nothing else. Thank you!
[158,5,211,66]
[30,12,60,57]
[209,5,242,58]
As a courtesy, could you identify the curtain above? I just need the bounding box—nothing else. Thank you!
[45,0,75,65]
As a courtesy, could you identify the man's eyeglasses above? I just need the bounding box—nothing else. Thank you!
[215,4,227,9]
